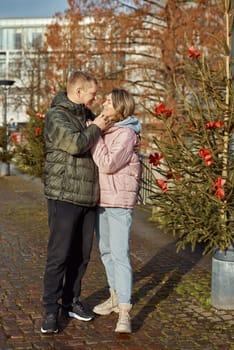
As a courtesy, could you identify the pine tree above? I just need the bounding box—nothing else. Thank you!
[146,0,234,254]
[0,126,14,163]
[14,110,45,178]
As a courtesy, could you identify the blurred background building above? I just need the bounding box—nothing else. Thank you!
[0,17,53,127]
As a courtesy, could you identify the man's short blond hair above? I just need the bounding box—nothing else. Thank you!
[67,71,98,92]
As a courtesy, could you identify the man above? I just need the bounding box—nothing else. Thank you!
[41,71,111,334]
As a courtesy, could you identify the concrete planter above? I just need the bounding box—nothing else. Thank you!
[211,245,234,309]
[0,162,10,176]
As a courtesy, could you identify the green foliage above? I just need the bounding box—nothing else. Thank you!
[0,126,14,163]
[14,112,45,178]
[146,5,234,254]
[0,126,6,148]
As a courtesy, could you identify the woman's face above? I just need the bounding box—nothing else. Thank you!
[102,94,117,118]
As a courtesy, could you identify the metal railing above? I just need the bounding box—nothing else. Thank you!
[137,154,154,205]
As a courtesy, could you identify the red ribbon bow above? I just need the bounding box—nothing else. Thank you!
[198,148,213,166]
[212,177,226,199]
[157,179,168,193]
[206,121,224,129]
[188,46,201,60]
[154,103,172,117]
[149,153,164,166]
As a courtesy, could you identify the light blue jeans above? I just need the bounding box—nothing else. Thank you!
[96,207,133,304]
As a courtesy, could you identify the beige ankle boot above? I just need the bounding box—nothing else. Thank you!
[93,288,119,315]
[115,303,132,333]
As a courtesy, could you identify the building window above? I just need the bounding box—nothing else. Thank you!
[0,29,3,50]
[14,33,22,49]
[32,33,42,49]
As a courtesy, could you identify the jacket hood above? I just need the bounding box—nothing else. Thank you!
[51,91,69,108]
[114,116,141,134]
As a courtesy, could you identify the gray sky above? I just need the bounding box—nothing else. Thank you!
[0,0,69,18]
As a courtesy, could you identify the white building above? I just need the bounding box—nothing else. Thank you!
[0,17,54,127]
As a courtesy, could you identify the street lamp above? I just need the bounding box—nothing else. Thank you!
[0,79,15,175]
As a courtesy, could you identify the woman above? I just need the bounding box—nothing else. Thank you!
[91,89,141,333]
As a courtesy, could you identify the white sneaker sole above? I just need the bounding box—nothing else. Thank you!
[68,311,93,321]
[115,328,131,333]
[40,327,58,334]
[93,306,119,315]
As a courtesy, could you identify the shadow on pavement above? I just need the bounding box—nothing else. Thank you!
[131,240,206,332]
[83,239,206,333]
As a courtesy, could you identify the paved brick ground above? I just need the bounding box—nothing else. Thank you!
[0,173,234,350]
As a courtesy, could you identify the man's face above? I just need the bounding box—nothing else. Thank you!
[78,82,97,108]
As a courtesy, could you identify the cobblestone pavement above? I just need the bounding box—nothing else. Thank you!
[0,174,234,350]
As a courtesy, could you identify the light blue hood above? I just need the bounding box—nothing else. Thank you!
[114,116,141,134]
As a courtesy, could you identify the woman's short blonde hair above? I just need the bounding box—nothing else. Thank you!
[111,89,135,121]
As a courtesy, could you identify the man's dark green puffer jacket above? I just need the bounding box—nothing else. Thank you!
[43,92,102,206]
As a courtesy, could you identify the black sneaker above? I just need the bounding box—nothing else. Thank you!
[41,313,59,334]
[68,300,95,322]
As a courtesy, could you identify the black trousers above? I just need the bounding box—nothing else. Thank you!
[43,199,96,313]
